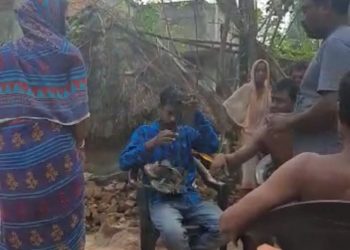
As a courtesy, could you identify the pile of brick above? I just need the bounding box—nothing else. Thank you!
[85,180,138,232]
[84,173,239,232]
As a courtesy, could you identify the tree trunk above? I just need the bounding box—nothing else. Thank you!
[239,0,257,82]
[216,0,242,98]
[216,15,232,99]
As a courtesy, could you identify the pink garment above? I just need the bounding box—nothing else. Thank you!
[223,59,271,189]
[223,59,271,145]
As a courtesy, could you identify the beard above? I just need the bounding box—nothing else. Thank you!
[301,21,324,39]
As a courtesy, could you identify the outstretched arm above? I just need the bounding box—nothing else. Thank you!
[220,153,309,240]
[226,126,266,168]
[210,126,266,173]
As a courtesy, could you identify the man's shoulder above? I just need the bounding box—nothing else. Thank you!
[294,152,320,162]
[133,122,158,134]
[324,26,350,48]
[261,130,290,149]
[331,26,350,39]
[282,152,319,173]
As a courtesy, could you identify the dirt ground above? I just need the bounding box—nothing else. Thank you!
[85,228,281,250]
[85,228,240,250]
[86,230,280,250]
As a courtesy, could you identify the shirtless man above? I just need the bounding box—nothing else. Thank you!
[220,71,350,243]
[210,79,298,177]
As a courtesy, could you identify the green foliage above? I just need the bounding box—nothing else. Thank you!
[68,18,86,46]
[255,0,318,62]
[273,37,317,61]
[134,4,160,33]
[257,7,317,61]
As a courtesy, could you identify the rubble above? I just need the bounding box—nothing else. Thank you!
[85,180,138,232]
[84,172,239,232]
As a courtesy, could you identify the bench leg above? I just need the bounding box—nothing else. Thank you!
[140,227,158,250]
[138,186,160,250]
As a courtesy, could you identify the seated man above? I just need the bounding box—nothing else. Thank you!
[219,71,350,243]
[210,79,298,182]
[119,86,224,250]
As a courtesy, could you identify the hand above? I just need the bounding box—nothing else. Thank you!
[181,94,199,125]
[266,113,294,133]
[78,148,87,171]
[210,153,228,175]
[146,130,177,150]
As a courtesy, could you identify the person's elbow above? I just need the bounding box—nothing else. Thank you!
[207,136,220,153]
[118,155,132,172]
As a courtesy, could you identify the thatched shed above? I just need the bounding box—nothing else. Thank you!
[69,4,233,152]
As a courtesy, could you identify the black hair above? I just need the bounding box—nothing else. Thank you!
[290,61,308,74]
[339,72,350,126]
[272,78,299,103]
[159,86,185,107]
[313,0,350,15]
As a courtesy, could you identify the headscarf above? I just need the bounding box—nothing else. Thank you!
[0,0,89,125]
[223,59,271,142]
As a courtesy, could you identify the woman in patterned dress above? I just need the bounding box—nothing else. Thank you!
[0,0,89,249]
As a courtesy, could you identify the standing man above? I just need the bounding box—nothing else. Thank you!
[268,0,350,155]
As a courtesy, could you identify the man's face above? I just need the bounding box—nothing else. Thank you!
[159,104,182,130]
[300,0,329,39]
[291,69,306,86]
[270,91,295,113]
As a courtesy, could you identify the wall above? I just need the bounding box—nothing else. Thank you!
[157,1,235,43]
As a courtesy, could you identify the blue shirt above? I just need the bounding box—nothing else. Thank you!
[294,26,350,155]
[119,111,219,205]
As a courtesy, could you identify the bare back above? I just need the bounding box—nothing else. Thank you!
[220,151,350,236]
[300,153,350,201]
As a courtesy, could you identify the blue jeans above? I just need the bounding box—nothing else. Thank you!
[150,200,224,250]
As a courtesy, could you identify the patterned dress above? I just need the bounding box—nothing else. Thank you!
[0,0,89,249]
[0,120,85,250]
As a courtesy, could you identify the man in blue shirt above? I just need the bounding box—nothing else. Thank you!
[119,86,224,250]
